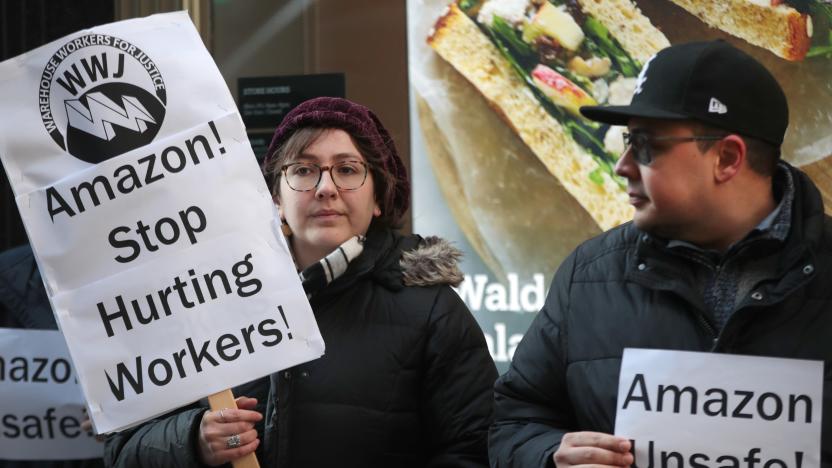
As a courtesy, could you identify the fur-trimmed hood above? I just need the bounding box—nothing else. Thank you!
[327,230,465,295]
[400,236,464,288]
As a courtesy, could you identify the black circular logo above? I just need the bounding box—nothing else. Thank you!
[39,34,167,164]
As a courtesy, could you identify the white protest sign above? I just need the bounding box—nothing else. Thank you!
[0,328,102,460]
[0,12,325,433]
[616,348,823,468]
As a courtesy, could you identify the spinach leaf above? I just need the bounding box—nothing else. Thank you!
[583,17,640,76]
[484,14,624,188]
[486,18,539,86]
[490,16,536,66]
[566,122,625,189]
[808,2,832,58]
[458,0,482,16]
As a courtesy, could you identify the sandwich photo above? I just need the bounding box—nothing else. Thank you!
[428,0,670,231]
[666,0,832,61]
[409,0,832,281]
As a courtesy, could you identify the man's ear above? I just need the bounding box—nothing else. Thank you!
[713,135,746,184]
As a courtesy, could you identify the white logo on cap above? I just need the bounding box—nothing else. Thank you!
[634,55,655,96]
[709,97,728,114]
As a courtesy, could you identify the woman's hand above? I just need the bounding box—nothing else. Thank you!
[197,396,263,466]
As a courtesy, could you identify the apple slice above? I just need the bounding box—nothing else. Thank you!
[522,2,585,51]
[531,64,597,117]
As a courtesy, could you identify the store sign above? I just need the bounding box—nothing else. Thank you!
[247,130,274,163]
[238,73,346,129]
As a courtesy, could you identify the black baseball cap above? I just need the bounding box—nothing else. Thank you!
[580,40,789,146]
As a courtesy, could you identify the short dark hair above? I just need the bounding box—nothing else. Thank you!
[692,122,779,176]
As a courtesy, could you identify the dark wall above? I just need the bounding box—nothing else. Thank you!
[0,0,114,251]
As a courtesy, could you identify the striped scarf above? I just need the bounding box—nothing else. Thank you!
[298,235,365,298]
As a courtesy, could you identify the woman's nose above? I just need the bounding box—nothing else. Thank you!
[315,170,338,198]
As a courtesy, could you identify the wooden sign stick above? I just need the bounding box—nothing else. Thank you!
[208,389,260,468]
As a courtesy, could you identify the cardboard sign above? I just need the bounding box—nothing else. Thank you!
[0,328,102,460]
[0,12,324,433]
[616,349,823,468]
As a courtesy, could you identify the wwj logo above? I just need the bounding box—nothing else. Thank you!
[38,34,167,164]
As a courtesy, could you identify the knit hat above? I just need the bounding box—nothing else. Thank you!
[264,97,410,224]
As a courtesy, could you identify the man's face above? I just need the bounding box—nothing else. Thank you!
[615,118,718,240]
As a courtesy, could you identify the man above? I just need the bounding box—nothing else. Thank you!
[489,40,832,467]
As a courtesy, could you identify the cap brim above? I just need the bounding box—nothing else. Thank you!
[579,103,690,126]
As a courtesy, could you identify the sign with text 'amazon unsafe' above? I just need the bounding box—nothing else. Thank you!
[0,328,103,460]
[0,11,324,433]
[615,349,823,468]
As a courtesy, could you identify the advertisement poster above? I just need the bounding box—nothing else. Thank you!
[0,12,324,433]
[407,0,832,371]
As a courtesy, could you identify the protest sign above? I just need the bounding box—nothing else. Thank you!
[616,349,823,468]
[0,11,324,434]
[0,328,102,460]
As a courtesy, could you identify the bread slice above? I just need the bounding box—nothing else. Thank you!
[428,2,667,230]
[668,0,811,60]
[576,0,670,62]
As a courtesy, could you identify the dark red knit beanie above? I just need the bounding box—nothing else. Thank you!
[264,97,410,226]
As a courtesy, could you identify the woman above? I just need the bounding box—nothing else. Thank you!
[104,97,497,467]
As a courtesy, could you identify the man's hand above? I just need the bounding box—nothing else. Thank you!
[197,397,263,466]
[80,417,106,442]
[553,431,633,468]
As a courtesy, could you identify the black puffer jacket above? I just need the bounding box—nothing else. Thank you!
[0,244,56,330]
[105,229,497,468]
[490,165,832,467]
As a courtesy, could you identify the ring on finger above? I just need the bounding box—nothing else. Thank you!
[226,434,241,449]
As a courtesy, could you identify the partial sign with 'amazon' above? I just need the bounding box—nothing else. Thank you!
[615,349,823,468]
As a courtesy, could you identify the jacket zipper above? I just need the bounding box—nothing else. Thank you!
[697,312,718,350]
[702,260,722,349]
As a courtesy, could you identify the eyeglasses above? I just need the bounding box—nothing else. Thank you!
[622,132,726,166]
[281,161,369,192]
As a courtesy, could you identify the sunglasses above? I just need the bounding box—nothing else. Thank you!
[622,132,726,166]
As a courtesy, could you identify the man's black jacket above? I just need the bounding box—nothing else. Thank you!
[490,164,832,467]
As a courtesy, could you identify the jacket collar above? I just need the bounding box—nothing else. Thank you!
[308,228,463,305]
[626,163,821,308]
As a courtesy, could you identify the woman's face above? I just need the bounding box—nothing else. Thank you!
[276,129,380,267]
